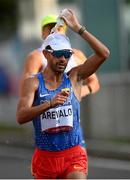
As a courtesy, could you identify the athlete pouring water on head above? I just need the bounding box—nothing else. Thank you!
[17,9,110,179]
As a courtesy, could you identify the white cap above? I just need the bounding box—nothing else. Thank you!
[41,32,72,51]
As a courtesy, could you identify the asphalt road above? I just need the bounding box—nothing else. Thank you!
[0,144,130,179]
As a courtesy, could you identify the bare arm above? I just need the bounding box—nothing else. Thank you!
[62,9,109,100]
[73,49,100,96]
[76,30,109,80]
[62,9,110,78]
[17,77,51,124]
[17,77,69,124]
[19,50,43,96]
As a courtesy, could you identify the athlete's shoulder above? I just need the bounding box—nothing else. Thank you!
[27,49,43,60]
[73,48,84,56]
[73,48,87,64]
[21,75,39,95]
[24,49,43,69]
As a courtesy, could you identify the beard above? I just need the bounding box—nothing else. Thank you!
[54,62,67,73]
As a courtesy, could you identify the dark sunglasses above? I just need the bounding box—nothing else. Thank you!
[47,49,73,59]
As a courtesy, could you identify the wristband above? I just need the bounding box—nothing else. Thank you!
[78,26,86,35]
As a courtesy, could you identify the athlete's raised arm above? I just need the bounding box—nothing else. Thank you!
[73,48,100,96]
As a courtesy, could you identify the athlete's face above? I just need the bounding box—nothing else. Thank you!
[45,49,73,73]
[42,24,66,40]
[42,23,56,39]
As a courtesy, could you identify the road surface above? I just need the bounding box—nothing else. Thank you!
[0,144,130,179]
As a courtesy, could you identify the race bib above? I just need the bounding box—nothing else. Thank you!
[40,105,73,133]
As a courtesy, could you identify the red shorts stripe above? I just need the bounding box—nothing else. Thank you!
[31,145,88,179]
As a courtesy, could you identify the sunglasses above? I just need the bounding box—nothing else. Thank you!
[47,49,73,59]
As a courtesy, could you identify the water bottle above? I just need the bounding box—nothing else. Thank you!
[51,9,69,33]
[56,17,65,27]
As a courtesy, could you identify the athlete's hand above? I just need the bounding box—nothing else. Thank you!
[50,91,69,108]
[60,9,82,33]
